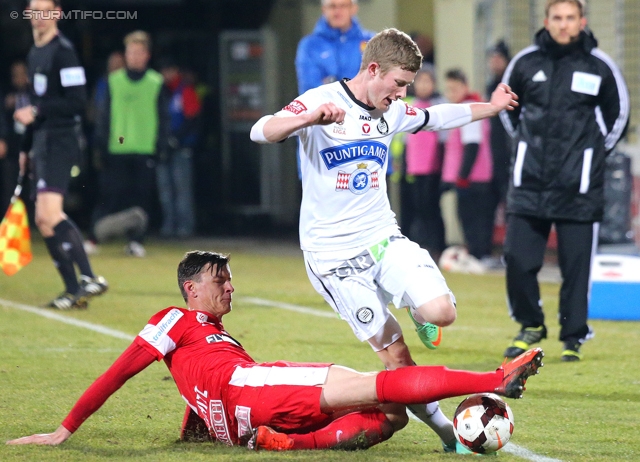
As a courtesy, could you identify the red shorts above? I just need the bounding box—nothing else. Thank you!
[227,361,333,440]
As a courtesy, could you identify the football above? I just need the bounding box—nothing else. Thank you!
[453,393,515,454]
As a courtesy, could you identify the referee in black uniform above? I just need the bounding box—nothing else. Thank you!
[14,0,108,309]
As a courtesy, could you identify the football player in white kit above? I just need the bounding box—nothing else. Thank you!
[251,28,518,452]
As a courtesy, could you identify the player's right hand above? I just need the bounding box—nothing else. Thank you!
[6,425,72,446]
[309,103,345,126]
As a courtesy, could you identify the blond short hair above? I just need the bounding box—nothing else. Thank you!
[124,30,151,51]
[360,28,422,74]
[545,0,585,17]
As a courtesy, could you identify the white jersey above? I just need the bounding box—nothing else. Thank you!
[281,80,431,252]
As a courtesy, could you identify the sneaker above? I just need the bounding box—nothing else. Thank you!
[125,241,146,258]
[248,426,294,451]
[407,308,442,350]
[47,291,88,310]
[80,275,109,298]
[83,240,99,255]
[443,440,497,456]
[503,325,547,358]
[494,348,544,399]
[561,341,582,362]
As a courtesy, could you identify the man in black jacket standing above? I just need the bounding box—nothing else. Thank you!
[499,0,629,361]
[14,0,108,309]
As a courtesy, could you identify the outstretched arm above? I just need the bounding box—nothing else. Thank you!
[6,342,156,446]
[250,102,346,144]
[469,83,518,121]
[426,84,518,132]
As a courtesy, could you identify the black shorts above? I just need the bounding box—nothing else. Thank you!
[31,127,80,197]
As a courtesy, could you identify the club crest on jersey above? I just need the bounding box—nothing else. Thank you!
[320,140,387,169]
[377,116,389,135]
[335,163,379,195]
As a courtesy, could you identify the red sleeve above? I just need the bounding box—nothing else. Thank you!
[182,86,201,118]
[61,342,156,433]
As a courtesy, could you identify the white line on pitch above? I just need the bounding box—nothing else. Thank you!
[0,298,134,341]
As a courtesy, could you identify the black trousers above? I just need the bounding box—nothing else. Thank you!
[91,154,156,242]
[456,183,494,259]
[503,214,596,342]
[408,174,446,257]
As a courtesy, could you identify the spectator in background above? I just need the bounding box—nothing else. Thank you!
[157,59,201,238]
[410,32,435,65]
[295,0,374,94]
[391,64,447,262]
[500,0,629,361]
[442,69,494,272]
[486,40,512,217]
[92,31,169,257]
[86,51,125,128]
[294,0,375,178]
[3,62,31,213]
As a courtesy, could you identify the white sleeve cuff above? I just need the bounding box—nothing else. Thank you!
[250,115,274,144]
[425,104,472,131]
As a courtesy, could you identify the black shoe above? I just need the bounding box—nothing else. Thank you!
[561,341,582,362]
[47,291,88,310]
[504,325,547,358]
[80,275,109,298]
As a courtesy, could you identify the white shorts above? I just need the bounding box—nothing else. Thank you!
[304,235,451,351]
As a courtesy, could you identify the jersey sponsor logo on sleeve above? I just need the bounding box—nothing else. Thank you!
[60,66,86,87]
[571,71,602,96]
[282,99,307,115]
[33,73,47,96]
[138,309,183,356]
[405,103,417,116]
[321,141,388,170]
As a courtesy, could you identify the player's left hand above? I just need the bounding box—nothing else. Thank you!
[490,83,519,112]
[6,425,72,446]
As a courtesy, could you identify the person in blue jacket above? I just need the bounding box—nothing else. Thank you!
[296,0,374,93]
[294,0,375,177]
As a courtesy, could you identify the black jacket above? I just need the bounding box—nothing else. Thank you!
[500,29,629,222]
[21,33,87,152]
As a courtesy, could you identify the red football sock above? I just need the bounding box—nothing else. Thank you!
[376,365,502,404]
[289,409,393,450]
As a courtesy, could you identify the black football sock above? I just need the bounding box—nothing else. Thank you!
[44,234,80,294]
[54,219,95,278]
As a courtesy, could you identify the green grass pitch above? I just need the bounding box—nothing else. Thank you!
[1,238,638,461]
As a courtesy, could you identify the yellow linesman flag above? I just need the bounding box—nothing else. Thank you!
[0,198,32,276]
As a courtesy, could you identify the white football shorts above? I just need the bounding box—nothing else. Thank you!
[303,235,451,351]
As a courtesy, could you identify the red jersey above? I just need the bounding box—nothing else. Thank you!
[61,306,331,447]
[136,307,255,445]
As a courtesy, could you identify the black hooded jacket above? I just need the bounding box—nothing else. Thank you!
[500,28,629,222]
